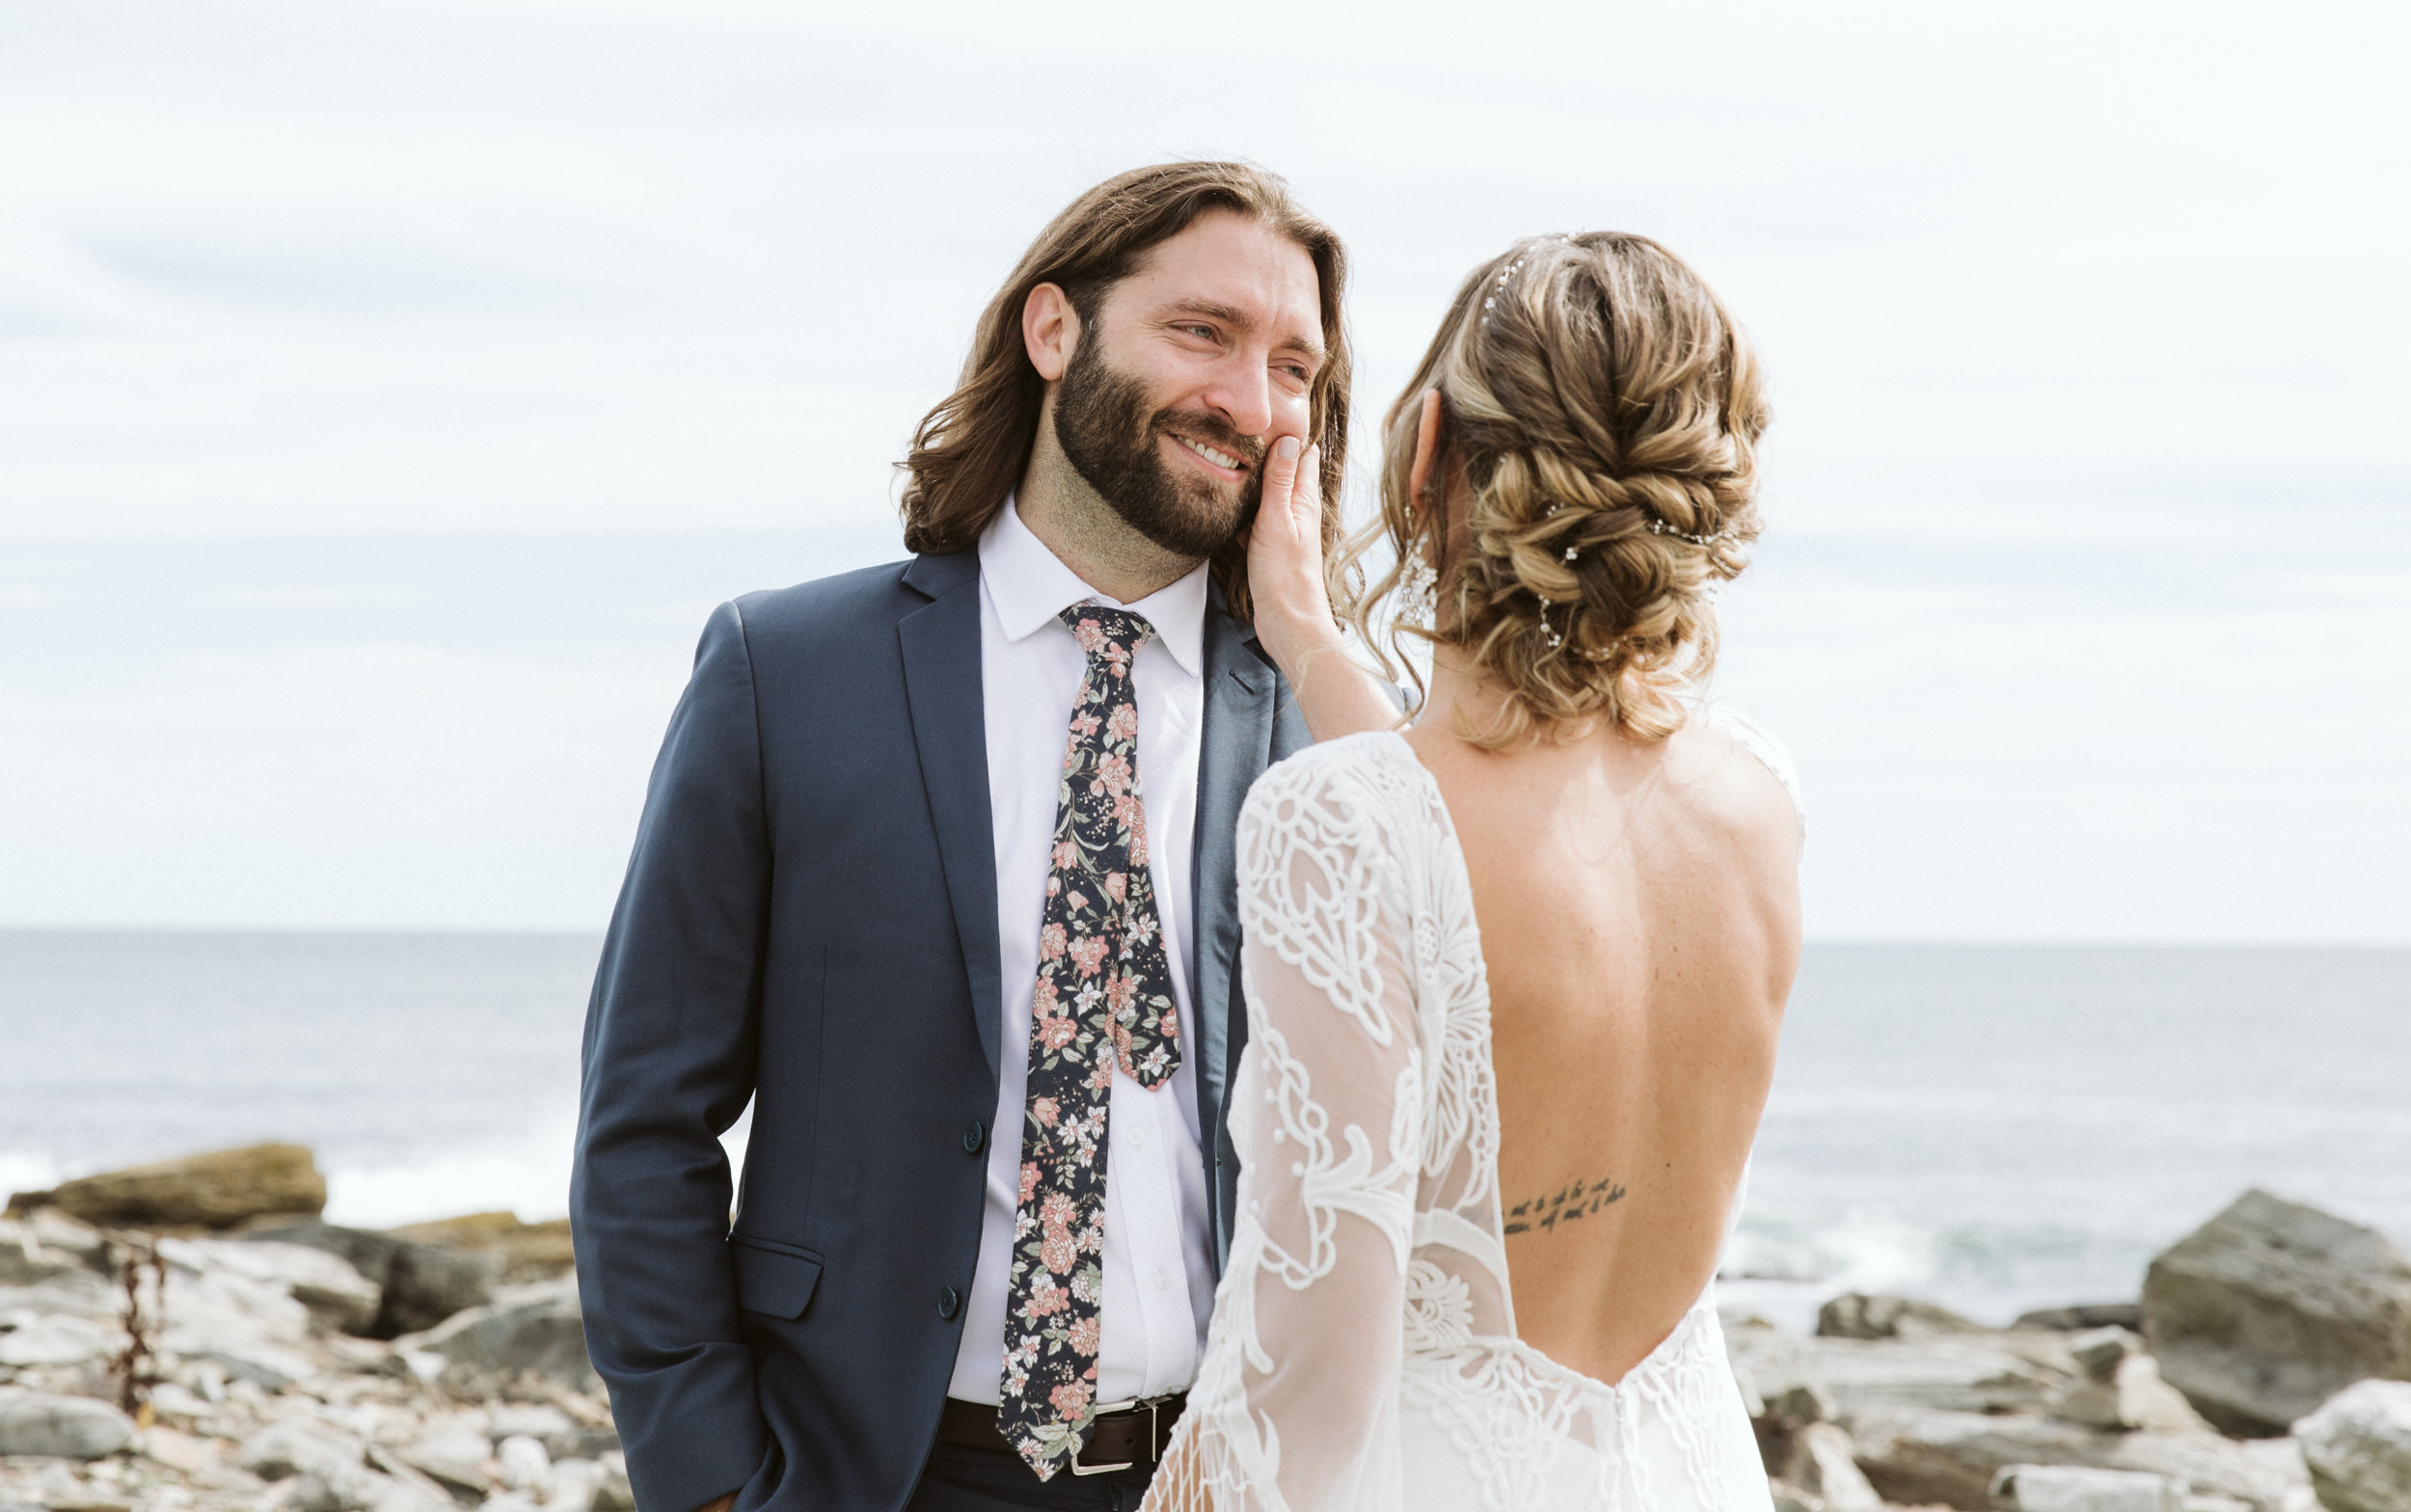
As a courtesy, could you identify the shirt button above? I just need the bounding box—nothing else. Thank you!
[1127,1126,1147,1148]
[962,1119,986,1155]
[1151,1268,1171,1292]
[938,1286,962,1320]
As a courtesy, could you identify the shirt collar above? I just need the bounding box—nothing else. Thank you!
[979,494,1208,677]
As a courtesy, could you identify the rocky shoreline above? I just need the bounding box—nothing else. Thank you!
[5,1148,2409,1512]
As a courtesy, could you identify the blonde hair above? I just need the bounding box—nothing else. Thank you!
[1340,231,1770,747]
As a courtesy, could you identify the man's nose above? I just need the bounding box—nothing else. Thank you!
[1200,351,1275,439]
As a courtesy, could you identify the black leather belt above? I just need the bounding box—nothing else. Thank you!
[937,1393,1186,1475]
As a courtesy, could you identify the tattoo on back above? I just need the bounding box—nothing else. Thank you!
[1503,1176,1627,1235]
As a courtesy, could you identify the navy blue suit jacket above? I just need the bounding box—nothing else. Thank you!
[570,548,1310,1512]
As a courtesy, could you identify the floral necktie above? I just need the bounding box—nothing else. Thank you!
[996,606,1182,1478]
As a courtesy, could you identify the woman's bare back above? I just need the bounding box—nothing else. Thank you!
[1404,710,1801,1385]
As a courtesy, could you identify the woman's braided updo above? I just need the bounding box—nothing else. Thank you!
[1340,231,1770,746]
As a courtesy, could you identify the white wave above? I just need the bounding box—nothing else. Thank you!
[321,1102,752,1230]
[0,1150,60,1202]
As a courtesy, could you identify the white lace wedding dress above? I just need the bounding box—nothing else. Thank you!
[1144,716,1801,1512]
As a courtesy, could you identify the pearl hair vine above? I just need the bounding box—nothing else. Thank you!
[1541,500,1738,561]
[1478,233,1581,328]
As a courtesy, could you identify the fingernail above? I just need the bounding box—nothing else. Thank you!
[1275,436,1301,461]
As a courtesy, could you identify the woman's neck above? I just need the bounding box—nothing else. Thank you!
[1417,645,1516,741]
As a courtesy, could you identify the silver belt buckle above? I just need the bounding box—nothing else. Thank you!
[1068,1397,1151,1476]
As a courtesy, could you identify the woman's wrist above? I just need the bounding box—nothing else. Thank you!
[1255,602,1342,679]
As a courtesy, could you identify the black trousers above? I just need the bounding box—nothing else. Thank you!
[903,1443,1156,1512]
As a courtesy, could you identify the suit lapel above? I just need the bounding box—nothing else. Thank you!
[1190,590,1275,1187]
[899,552,1003,1083]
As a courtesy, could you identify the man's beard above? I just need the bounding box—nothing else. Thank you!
[1050,334,1265,560]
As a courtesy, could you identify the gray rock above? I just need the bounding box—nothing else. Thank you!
[2021,1306,2151,1333]
[2143,1189,2411,1438]
[184,1338,316,1390]
[1849,1405,2312,1512]
[0,1221,86,1287]
[396,1417,494,1498]
[0,1390,138,1459]
[1730,1328,2078,1418]
[2045,1327,2207,1434]
[1818,1292,1990,1340]
[240,1417,370,1481]
[547,1459,608,1512]
[242,1223,498,1338]
[484,1402,614,1461]
[24,1209,112,1271]
[496,1434,551,1493]
[1783,1421,1883,1512]
[1993,1464,2188,1512]
[408,1279,594,1393]
[171,1238,381,1336]
[0,1313,115,1368]
[2075,1329,2152,1383]
[8,1143,326,1230]
[1765,1381,1841,1428]
[2294,1378,2411,1512]
[283,1465,450,1512]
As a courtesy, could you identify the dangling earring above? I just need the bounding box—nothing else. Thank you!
[1395,535,1437,630]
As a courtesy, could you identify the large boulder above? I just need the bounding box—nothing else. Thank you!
[0,1390,137,1459]
[2294,1378,2411,1512]
[244,1221,498,1337]
[2143,1190,2411,1437]
[1848,1404,2312,1512]
[6,1143,327,1230]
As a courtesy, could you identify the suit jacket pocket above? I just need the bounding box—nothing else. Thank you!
[729,1234,824,1319]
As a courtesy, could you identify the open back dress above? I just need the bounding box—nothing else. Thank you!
[1142,716,1801,1512]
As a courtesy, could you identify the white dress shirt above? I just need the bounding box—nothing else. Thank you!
[945,498,1218,1406]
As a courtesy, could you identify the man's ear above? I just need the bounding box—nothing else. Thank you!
[1023,283,1080,382]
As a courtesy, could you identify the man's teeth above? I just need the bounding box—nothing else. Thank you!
[1177,436,1242,471]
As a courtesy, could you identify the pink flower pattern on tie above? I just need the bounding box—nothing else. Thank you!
[997,606,1181,1478]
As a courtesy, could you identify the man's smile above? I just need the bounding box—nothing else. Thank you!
[1166,432,1249,480]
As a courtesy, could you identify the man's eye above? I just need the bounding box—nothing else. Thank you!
[1178,324,1215,340]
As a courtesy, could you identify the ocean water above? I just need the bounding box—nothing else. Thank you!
[3,932,2405,1330]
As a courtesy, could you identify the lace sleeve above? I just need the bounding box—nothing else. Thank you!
[1146,743,1424,1512]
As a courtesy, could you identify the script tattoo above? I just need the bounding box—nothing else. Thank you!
[1503,1176,1627,1235]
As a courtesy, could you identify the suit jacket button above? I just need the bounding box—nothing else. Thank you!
[962,1119,986,1154]
[938,1286,962,1320]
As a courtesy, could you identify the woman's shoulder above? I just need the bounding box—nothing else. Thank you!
[1682,699,1806,850]
[1241,729,1428,824]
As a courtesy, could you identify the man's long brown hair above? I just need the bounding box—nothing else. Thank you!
[898,161,1351,622]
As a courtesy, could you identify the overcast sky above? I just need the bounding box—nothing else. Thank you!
[2,0,2405,941]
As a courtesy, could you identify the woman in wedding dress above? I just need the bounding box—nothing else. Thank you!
[1144,232,1801,1512]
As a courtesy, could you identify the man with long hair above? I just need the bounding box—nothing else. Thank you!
[571,162,1362,1512]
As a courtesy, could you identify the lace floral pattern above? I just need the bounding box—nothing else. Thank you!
[1143,716,1802,1512]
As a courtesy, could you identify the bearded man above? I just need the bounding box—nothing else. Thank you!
[571,162,1395,1512]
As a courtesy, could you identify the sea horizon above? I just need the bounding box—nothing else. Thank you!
[6,929,2406,1334]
